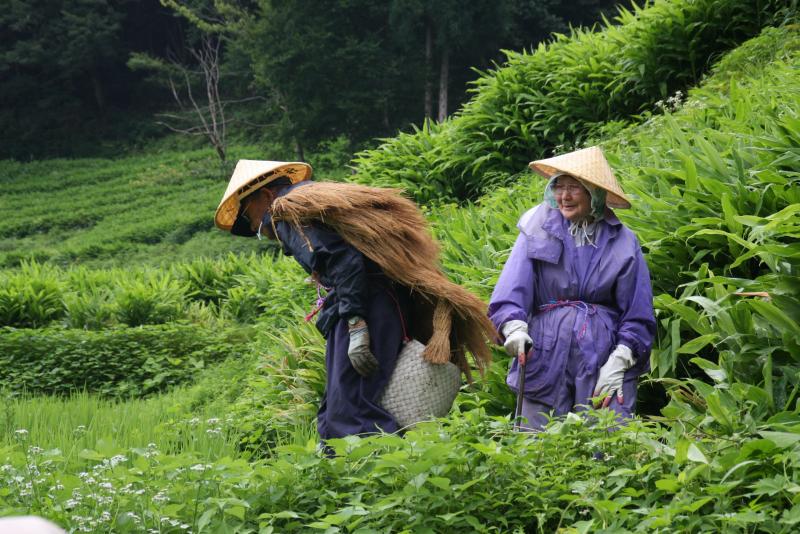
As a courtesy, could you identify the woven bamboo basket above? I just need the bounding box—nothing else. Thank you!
[380,339,461,428]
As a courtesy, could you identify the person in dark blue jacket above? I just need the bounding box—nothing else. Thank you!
[215,160,408,439]
[216,160,496,442]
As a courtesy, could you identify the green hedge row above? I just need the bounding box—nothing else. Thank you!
[0,324,244,397]
[353,0,796,203]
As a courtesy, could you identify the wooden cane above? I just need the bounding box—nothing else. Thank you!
[513,342,532,431]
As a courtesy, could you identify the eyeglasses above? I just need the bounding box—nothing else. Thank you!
[552,183,586,196]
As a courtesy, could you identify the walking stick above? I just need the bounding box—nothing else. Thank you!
[513,342,532,431]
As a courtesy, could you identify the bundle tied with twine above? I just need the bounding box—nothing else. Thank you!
[271,182,496,378]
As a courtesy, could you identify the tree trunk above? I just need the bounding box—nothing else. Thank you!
[424,20,433,121]
[295,137,305,162]
[437,46,449,123]
[214,143,226,161]
[92,72,106,110]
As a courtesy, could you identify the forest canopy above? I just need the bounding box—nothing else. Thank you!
[0,0,618,159]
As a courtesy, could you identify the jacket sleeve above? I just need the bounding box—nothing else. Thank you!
[488,233,535,337]
[613,238,656,362]
[277,221,369,320]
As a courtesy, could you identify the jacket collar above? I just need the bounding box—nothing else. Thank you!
[541,205,621,240]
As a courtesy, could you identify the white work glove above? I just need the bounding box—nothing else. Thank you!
[593,344,635,408]
[501,320,533,365]
[347,317,378,377]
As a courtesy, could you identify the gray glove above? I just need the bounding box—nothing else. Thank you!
[593,344,634,407]
[347,321,378,377]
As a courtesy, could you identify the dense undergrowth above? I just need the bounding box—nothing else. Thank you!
[2,3,800,533]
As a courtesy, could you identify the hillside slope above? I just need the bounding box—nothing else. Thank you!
[2,16,800,534]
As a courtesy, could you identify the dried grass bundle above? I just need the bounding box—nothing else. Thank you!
[272,182,496,376]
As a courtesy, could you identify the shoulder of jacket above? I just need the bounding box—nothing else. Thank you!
[517,203,549,236]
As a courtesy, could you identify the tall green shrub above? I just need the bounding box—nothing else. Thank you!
[113,272,188,326]
[0,261,64,327]
[353,0,796,203]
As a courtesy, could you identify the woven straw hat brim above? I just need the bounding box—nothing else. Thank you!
[529,146,631,209]
[215,160,312,230]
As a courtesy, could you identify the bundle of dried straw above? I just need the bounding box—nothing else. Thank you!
[272,182,496,378]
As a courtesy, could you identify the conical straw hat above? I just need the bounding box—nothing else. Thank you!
[214,160,312,230]
[529,146,630,209]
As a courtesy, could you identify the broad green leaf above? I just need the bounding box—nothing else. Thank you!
[655,478,680,492]
[225,506,247,521]
[678,335,717,355]
[782,504,800,525]
[689,356,726,383]
[758,431,800,448]
[749,300,800,336]
[687,443,708,464]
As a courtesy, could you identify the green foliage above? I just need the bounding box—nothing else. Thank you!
[599,24,800,389]
[113,272,187,327]
[176,254,249,305]
[228,0,618,153]
[0,262,64,327]
[2,8,800,532]
[353,0,796,203]
[0,324,239,397]
[229,320,326,454]
[0,389,241,460]
[0,0,182,159]
[0,143,354,268]
[1,408,799,532]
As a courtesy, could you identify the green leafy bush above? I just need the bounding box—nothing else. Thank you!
[175,254,249,305]
[62,288,115,330]
[113,272,187,326]
[0,324,242,397]
[599,25,800,387]
[0,261,64,327]
[2,406,799,533]
[353,0,796,203]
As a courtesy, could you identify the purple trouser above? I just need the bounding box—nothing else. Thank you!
[517,335,638,431]
[317,287,404,440]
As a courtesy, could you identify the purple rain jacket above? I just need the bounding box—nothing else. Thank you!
[488,203,656,406]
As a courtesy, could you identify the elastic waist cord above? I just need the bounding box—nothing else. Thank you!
[538,299,596,339]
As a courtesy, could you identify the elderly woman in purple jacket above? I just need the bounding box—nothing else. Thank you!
[488,146,656,430]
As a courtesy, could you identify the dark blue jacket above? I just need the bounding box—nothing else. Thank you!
[262,182,388,336]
